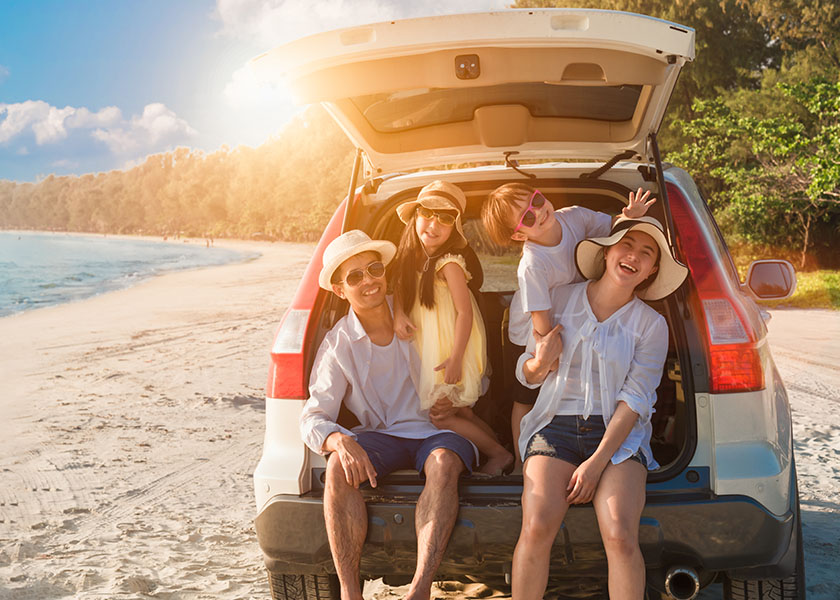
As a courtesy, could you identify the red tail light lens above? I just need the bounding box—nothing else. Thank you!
[667,183,765,393]
[267,309,311,399]
[266,199,347,399]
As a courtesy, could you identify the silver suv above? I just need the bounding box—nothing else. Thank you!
[250,9,803,600]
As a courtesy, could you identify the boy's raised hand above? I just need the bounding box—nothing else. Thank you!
[623,187,657,219]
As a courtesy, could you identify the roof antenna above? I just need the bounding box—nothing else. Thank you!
[504,151,536,179]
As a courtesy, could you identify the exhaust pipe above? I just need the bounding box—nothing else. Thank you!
[664,566,700,600]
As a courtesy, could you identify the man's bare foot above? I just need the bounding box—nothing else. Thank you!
[477,450,514,476]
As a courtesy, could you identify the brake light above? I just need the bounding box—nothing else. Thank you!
[667,184,764,393]
[268,309,311,399]
[266,199,347,399]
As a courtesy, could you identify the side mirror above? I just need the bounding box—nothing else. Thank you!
[743,259,797,301]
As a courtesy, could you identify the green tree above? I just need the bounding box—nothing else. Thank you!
[670,79,840,268]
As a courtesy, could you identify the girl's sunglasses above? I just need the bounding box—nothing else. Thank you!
[338,261,385,287]
[416,205,457,227]
[514,190,548,232]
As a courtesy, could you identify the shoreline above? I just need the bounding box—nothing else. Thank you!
[0,231,275,321]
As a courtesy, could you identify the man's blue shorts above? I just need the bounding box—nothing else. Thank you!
[354,431,475,479]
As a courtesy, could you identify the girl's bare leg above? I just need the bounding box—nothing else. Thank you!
[434,407,512,475]
[592,458,648,600]
[512,455,577,600]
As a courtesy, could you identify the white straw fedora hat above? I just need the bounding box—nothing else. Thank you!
[575,215,688,301]
[395,180,468,248]
[318,230,397,291]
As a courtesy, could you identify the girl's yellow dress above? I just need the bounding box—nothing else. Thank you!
[409,254,487,410]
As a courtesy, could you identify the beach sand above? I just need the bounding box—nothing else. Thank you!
[1,240,837,599]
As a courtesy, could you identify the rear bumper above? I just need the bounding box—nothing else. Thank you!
[255,476,796,582]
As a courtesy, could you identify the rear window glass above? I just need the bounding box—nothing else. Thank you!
[352,83,643,133]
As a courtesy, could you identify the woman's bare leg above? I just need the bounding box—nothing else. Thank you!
[592,459,648,600]
[510,401,531,466]
[512,455,577,600]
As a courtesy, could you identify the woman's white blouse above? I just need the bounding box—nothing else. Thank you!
[515,281,668,469]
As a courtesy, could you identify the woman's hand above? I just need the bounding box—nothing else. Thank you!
[393,311,417,340]
[622,187,657,219]
[566,454,608,504]
[434,355,463,384]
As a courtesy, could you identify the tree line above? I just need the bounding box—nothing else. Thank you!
[2,0,839,266]
[0,107,355,242]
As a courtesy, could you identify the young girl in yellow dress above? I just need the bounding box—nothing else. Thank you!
[391,180,513,476]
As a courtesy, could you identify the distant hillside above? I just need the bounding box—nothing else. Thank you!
[0,105,355,241]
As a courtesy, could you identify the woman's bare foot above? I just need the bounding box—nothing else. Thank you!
[477,450,514,476]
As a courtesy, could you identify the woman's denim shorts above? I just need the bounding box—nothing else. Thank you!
[524,414,647,468]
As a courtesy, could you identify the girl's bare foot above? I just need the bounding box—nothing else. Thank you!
[477,450,514,476]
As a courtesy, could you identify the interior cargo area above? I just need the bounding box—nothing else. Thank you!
[313,176,693,483]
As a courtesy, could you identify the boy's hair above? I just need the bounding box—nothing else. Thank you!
[481,182,535,246]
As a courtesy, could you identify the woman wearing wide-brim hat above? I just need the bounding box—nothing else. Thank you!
[510,215,688,600]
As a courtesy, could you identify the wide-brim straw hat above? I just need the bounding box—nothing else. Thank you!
[395,180,467,248]
[575,215,688,301]
[318,229,397,291]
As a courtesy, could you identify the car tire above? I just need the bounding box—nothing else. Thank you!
[723,479,806,600]
[267,573,340,600]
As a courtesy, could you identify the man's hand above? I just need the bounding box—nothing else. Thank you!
[622,188,657,219]
[566,454,608,504]
[394,311,417,340]
[325,432,378,488]
[429,396,457,424]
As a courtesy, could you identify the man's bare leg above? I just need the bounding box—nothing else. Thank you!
[405,448,464,600]
[323,454,367,600]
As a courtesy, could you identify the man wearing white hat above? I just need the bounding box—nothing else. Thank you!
[300,229,475,600]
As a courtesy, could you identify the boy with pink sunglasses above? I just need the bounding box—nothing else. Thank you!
[481,183,655,463]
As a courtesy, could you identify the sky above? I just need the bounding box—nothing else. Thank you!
[0,0,509,182]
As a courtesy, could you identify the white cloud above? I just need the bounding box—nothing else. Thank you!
[51,158,79,169]
[67,106,122,129]
[0,101,124,145]
[215,0,510,48]
[0,64,9,84]
[32,105,76,144]
[0,100,194,156]
[92,103,197,154]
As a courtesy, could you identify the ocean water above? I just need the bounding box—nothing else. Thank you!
[0,232,258,317]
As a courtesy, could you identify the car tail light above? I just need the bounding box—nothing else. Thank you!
[667,184,764,393]
[266,199,347,399]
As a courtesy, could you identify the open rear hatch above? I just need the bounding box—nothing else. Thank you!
[250,9,694,176]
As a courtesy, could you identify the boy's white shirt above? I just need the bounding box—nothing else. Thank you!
[509,206,612,345]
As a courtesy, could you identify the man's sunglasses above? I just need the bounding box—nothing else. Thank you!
[416,205,457,227]
[338,261,385,287]
[514,190,548,233]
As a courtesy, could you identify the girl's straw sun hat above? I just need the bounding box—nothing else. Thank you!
[395,180,468,248]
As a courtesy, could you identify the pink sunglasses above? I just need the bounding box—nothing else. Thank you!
[514,190,548,233]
